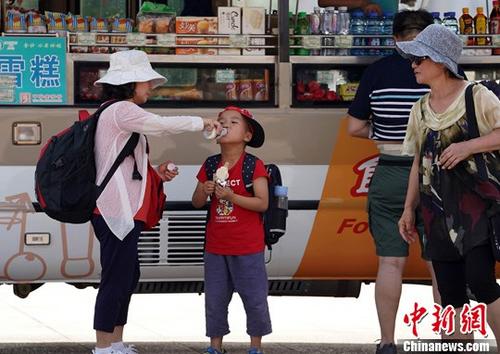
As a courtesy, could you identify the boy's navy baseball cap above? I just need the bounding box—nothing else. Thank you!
[218,106,265,148]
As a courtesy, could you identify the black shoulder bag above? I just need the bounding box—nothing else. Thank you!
[464,84,500,261]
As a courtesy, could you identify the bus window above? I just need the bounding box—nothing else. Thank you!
[80,0,127,18]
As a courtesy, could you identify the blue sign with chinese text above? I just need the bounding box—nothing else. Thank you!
[0,36,67,105]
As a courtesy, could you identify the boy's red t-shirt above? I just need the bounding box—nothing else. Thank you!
[197,152,268,255]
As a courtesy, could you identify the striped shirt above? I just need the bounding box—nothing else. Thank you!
[348,54,430,142]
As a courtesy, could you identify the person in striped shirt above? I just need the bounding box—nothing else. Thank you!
[346,10,437,354]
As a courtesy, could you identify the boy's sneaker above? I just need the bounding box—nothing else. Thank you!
[248,348,264,354]
[92,350,123,354]
[119,344,138,354]
[375,343,397,354]
[203,347,227,354]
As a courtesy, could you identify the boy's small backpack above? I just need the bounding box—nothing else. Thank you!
[35,100,140,224]
[204,153,288,249]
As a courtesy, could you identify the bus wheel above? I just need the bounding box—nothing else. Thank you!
[13,283,43,298]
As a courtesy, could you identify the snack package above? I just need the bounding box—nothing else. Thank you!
[252,77,268,101]
[175,37,217,55]
[70,46,89,53]
[338,83,359,101]
[137,2,175,34]
[96,34,110,44]
[242,7,265,34]
[175,17,217,34]
[5,10,27,33]
[236,79,253,100]
[89,46,109,54]
[137,14,154,33]
[111,18,133,32]
[242,37,265,56]
[110,35,127,44]
[137,13,175,33]
[218,7,241,55]
[46,11,67,34]
[89,17,109,32]
[67,14,89,32]
[27,12,47,33]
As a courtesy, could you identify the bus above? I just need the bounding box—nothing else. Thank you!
[0,0,498,299]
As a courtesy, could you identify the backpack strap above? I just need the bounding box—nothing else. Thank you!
[205,154,222,181]
[242,153,257,194]
[204,153,257,193]
[97,132,140,196]
[465,83,488,181]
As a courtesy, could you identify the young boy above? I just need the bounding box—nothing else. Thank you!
[192,106,271,354]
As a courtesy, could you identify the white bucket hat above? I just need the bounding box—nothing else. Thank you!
[396,24,464,79]
[94,50,166,88]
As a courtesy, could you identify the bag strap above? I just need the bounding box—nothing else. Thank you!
[205,154,222,181]
[97,132,140,196]
[465,84,489,181]
[242,153,257,194]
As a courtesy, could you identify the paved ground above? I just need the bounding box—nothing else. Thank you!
[0,342,388,354]
[1,283,497,353]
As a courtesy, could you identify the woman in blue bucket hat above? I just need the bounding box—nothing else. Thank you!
[397,24,500,345]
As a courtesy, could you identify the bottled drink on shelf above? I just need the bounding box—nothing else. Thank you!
[366,12,381,56]
[288,12,295,55]
[443,12,459,34]
[336,6,350,56]
[309,7,322,56]
[490,0,500,55]
[474,7,488,46]
[459,7,474,46]
[295,11,310,56]
[381,12,394,55]
[350,10,366,56]
[321,7,336,56]
[431,12,442,25]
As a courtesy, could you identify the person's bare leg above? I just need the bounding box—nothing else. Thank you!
[96,326,124,350]
[425,261,441,305]
[250,336,262,351]
[487,298,500,348]
[96,330,114,349]
[376,256,407,346]
[210,337,223,352]
[112,326,124,343]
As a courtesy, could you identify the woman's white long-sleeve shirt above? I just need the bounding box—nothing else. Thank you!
[94,101,204,240]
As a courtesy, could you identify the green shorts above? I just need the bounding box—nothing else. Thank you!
[368,154,428,259]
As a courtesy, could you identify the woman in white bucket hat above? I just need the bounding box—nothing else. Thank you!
[90,49,221,354]
[398,24,500,346]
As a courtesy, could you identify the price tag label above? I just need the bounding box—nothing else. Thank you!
[157,34,176,47]
[316,70,334,85]
[229,35,249,48]
[336,35,353,48]
[216,69,235,83]
[77,32,96,45]
[303,35,322,49]
[126,33,146,46]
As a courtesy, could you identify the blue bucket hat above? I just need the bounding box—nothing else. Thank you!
[396,24,464,79]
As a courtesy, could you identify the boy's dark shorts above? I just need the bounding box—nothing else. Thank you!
[368,154,429,260]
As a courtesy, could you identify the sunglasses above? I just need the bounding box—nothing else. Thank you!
[410,56,429,65]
